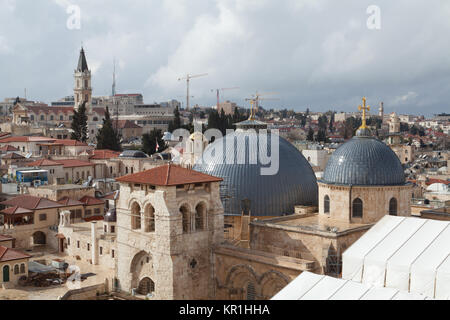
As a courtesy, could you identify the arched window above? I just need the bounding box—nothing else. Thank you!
[60,115,64,121]
[389,198,398,216]
[180,205,190,233]
[246,282,256,300]
[324,195,330,214]
[144,204,155,232]
[30,115,34,121]
[14,264,19,275]
[131,202,141,230]
[352,198,363,218]
[40,115,45,121]
[20,263,25,274]
[195,203,206,231]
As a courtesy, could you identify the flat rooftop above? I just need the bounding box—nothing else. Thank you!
[251,214,372,236]
[33,184,94,191]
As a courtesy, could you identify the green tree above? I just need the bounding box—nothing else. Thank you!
[329,112,335,132]
[307,127,314,141]
[168,106,182,132]
[96,107,122,151]
[142,129,167,156]
[71,101,88,142]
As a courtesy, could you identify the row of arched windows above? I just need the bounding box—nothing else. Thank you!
[181,203,207,233]
[323,196,398,218]
[131,203,155,232]
[130,202,207,233]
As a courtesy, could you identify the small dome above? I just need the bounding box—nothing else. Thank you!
[119,150,148,158]
[322,135,405,186]
[104,209,116,222]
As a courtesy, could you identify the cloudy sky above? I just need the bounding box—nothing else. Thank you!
[0,0,449,116]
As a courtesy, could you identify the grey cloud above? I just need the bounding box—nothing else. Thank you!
[0,0,449,116]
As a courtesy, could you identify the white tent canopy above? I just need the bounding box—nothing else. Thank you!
[271,272,430,300]
[342,216,450,299]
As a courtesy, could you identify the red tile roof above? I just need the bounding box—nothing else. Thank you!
[89,149,121,160]
[0,145,18,152]
[0,245,31,262]
[0,234,14,242]
[0,195,63,210]
[426,178,450,186]
[0,132,11,139]
[56,159,95,168]
[57,197,84,206]
[1,206,34,215]
[115,164,223,186]
[1,152,25,159]
[114,120,142,129]
[27,159,62,167]
[79,196,105,206]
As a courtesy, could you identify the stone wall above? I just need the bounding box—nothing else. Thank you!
[116,181,224,300]
[318,183,412,223]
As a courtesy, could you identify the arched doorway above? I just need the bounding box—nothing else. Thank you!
[33,231,46,245]
[138,277,155,295]
[2,265,10,282]
[130,251,153,290]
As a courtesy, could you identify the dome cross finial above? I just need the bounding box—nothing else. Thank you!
[358,97,371,129]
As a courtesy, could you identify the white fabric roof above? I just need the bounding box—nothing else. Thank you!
[271,272,429,300]
[342,216,450,299]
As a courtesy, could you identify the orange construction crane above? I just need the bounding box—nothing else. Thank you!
[178,73,208,110]
[211,87,240,109]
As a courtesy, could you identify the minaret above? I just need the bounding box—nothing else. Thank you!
[74,47,92,113]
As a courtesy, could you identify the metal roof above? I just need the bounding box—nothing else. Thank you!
[193,131,318,217]
[322,136,405,186]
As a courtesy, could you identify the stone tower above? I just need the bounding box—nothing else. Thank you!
[115,164,224,299]
[389,112,400,134]
[74,47,92,113]
[379,102,384,121]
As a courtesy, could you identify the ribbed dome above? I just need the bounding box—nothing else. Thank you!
[322,136,405,186]
[193,131,318,217]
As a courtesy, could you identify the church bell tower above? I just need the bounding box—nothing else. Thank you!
[74,47,92,113]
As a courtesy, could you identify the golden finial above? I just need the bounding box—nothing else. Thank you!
[249,99,255,120]
[358,97,370,129]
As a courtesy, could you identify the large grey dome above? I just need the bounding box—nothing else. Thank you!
[193,130,318,217]
[322,135,405,186]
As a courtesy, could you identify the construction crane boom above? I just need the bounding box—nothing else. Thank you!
[178,73,208,111]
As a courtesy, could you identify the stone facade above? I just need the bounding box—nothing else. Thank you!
[115,180,224,299]
[318,182,412,224]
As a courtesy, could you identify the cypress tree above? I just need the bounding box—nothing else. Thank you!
[71,101,88,142]
[96,107,122,151]
[142,129,167,156]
